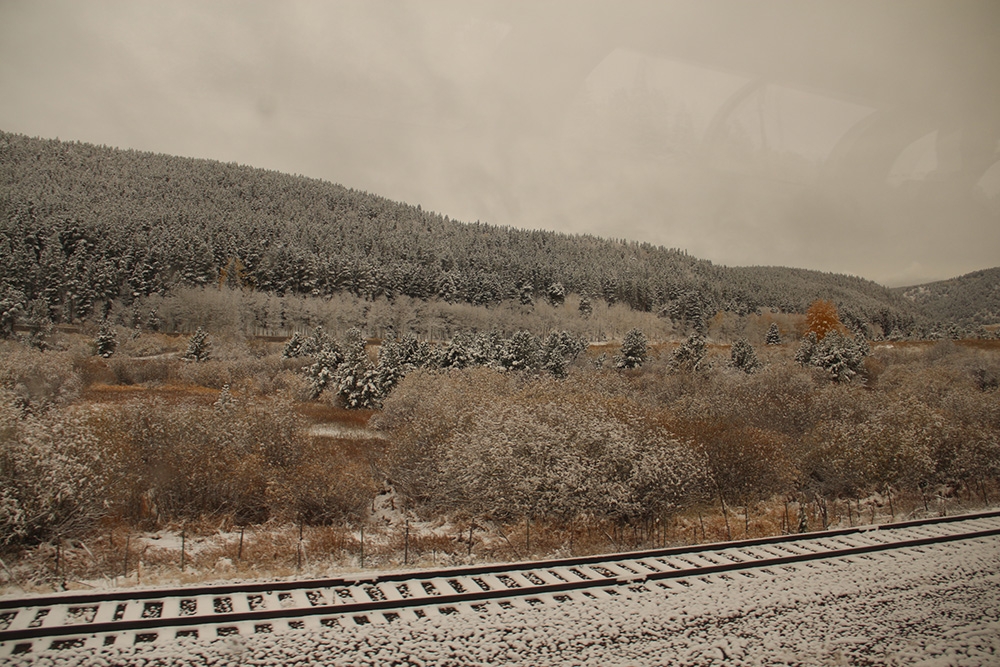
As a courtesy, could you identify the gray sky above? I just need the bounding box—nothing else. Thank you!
[2,0,998,287]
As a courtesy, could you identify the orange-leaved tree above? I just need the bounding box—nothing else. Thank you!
[805,299,842,340]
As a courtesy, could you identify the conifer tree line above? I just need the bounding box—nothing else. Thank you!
[0,131,943,339]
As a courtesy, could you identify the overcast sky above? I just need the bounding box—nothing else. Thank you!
[2,0,998,287]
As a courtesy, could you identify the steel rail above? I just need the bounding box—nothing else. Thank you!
[4,508,997,611]
[2,510,998,655]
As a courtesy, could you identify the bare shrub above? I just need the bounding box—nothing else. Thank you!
[106,356,174,385]
[0,392,109,547]
[93,397,305,524]
[0,341,81,411]
[378,372,709,523]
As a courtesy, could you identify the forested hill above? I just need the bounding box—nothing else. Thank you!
[896,268,1000,327]
[1,130,921,336]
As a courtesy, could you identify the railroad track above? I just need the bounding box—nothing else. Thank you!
[3,510,999,657]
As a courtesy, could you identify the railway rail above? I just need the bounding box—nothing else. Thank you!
[3,510,999,657]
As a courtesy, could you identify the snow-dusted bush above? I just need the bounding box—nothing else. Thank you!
[380,373,709,523]
[0,392,109,546]
[442,386,708,522]
[0,341,81,411]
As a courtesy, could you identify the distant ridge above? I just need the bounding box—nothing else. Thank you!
[0,130,955,336]
[896,267,1000,327]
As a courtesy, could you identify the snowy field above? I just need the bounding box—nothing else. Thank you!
[7,536,999,666]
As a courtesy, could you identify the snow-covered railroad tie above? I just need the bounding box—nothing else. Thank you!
[2,509,999,657]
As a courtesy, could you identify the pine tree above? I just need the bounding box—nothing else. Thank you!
[0,285,25,339]
[500,331,540,372]
[730,338,761,374]
[578,294,593,318]
[214,384,236,411]
[809,330,869,383]
[184,327,211,362]
[541,331,570,378]
[440,332,475,369]
[765,323,781,345]
[282,331,306,358]
[303,326,332,356]
[671,332,707,372]
[305,346,345,399]
[519,281,534,307]
[795,332,818,366]
[334,328,378,408]
[615,328,648,369]
[547,282,566,307]
[95,322,117,358]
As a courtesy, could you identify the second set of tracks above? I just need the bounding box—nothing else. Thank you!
[2,509,999,656]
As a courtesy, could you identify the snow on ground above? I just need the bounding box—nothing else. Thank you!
[8,536,999,666]
[307,424,386,439]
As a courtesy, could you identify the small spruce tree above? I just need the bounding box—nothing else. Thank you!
[765,323,782,345]
[615,328,648,369]
[184,327,211,362]
[282,331,305,358]
[95,322,117,358]
[0,285,25,339]
[671,332,707,372]
[730,338,762,374]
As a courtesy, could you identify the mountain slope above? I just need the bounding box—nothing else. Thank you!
[897,268,1000,326]
[1,131,924,335]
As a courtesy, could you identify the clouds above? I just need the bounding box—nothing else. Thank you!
[1,0,997,287]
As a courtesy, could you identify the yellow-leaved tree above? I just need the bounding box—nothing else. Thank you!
[805,299,843,340]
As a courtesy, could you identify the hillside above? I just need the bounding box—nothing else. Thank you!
[1,131,922,336]
[896,267,1000,327]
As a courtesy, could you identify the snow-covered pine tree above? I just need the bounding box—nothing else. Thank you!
[671,332,706,372]
[615,328,647,369]
[730,338,761,374]
[794,332,817,366]
[305,346,345,399]
[282,331,305,358]
[304,326,332,356]
[0,285,25,338]
[95,321,117,358]
[547,282,566,306]
[334,328,379,408]
[518,281,534,307]
[470,330,505,368]
[440,332,475,369]
[371,339,407,402]
[809,330,869,383]
[578,293,592,318]
[500,330,540,372]
[765,322,781,345]
[541,331,570,378]
[184,327,211,362]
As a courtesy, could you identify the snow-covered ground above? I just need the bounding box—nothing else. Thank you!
[7,535,999,666]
